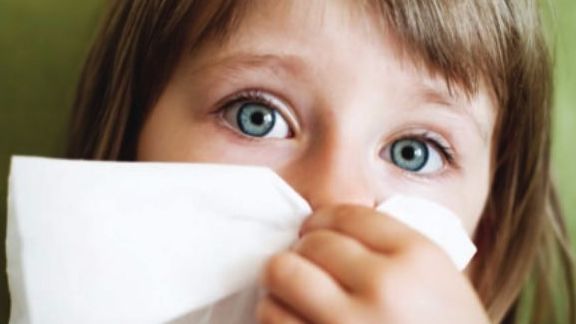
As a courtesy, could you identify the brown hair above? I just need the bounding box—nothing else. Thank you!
[67,1,575,322]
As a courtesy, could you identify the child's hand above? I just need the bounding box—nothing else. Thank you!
[256,205,490,324]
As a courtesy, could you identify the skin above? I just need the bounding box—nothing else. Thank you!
[138,1,495,322]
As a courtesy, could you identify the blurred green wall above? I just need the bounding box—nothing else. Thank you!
[0,1,574,322]
[0,1,105,321]
[553,0,576,237]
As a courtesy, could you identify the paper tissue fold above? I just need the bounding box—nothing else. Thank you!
[377,196,476,271]
[6,156,476,324]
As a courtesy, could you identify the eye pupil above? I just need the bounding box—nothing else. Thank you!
[250,112,265,125]
[401,146,416,160]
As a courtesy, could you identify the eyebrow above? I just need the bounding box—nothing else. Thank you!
[195,53,490,143]
[412,82,490,143]
[193,53,307,80]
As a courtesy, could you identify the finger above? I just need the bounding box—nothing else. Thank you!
[300,205,427,255]
[256,295,308,324]
[261,251,349,323]
[293,229,385,291]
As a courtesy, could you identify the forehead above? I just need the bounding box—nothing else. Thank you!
[183,0,496,142]
[192,0,496,94]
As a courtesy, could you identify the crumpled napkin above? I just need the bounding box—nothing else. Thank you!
[6,156,475,324]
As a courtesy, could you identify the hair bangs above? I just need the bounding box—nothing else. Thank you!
[370,0,512,102]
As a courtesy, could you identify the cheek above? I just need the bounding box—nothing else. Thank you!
[137,99,191,162]
[384,183,488,236]
[136,84,230,163]
[443,184,489,236]
[382,164,491,236]
[137,95,295,168]
[444,164,491,236]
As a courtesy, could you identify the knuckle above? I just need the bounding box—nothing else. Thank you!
[368,280,414,318]
[403,234,446,266]
[364,264,395,299]
[255,298,272,323]
[297,230,359,260]
[333,204,361,219]
[366,272,407,308]
[262,253,296,289]
[361,260,417,305]
[256,297,304,324]
[366,285,394,308]
[331,205,363,230]
[297,229,333,251]
[294,232,331,262]
[327,312,356,324]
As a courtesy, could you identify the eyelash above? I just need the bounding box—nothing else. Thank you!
[215,89,292,138]
[234,88,272,103]
[395,132,457,168]
[219,89,286,117]
[215,89,458,169]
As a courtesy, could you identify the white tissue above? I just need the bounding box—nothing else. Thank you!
[6,156,476,324]
[377,196,476,271]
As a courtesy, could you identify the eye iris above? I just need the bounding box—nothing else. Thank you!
[391,139,429,172]
[237,104,275,137]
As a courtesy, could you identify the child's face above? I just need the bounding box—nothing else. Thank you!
[137,1,496,235]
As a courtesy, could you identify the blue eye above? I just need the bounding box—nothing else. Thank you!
[389,138,444,174]
[222,100,292,139]
[237,104,276,137]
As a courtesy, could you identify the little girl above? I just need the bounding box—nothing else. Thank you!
[67,0,575,323]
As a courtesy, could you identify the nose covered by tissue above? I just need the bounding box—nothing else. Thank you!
[6,157,476,324]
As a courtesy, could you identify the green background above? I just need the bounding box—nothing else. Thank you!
[0,1,574,322]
